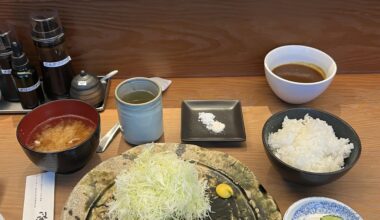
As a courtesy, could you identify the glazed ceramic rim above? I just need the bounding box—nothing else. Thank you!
[283,196,362,220]
[16,99,100,154]
[115,77,162,106]
[264,45,337,86]
[62,143,282,219]
[262,107,361,176]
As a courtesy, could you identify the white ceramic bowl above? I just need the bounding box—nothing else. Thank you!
[284,197,362,220]
[264,45,337,104]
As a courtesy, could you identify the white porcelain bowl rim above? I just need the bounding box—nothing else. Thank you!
[264,45,337,86]
[283,196,363,220]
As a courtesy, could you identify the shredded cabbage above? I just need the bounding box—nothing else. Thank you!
[108,146,211,220]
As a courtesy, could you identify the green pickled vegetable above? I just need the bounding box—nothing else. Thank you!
[320,215,343,220]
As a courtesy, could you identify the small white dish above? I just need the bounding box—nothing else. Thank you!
[0,213,3,220]
[264,45,337,104]
[284,197,362,220]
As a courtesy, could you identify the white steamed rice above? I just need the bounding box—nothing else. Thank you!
[268,114,354,173]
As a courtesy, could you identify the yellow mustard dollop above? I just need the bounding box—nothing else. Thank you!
[216,183,234,199]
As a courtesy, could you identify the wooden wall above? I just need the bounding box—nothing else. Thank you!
[1,0,380,78]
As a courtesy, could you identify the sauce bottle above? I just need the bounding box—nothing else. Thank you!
[31,10,74,100]
[11,41,44,109]
[0,25,19,101]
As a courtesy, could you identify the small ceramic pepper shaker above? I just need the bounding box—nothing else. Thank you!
[70,70,104,107]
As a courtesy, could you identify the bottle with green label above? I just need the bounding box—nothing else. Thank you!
[11,41,44,109]
[0,25,19,101]
[31,10,74,100]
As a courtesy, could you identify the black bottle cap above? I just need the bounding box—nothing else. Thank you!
[0,25,12,54]
[11,41,29,70]
[31,10,64,43]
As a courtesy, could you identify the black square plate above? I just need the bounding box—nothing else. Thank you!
[181,100,246,142]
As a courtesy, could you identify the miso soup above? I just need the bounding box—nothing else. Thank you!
[27,115,96,152]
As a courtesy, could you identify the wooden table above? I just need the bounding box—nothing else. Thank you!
[0,74,379,219]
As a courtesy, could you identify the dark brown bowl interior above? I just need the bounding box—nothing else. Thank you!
[262,108,361,186]
[17,99,100,173]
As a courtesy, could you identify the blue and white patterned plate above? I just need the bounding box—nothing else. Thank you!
[284,197,362,220]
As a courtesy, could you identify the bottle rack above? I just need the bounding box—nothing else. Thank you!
[0,76,111,114]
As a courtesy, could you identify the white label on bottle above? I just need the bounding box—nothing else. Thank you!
[78,81,87,86]
[18,80,41,93]
[0,68,12,75]
[43,56,71,68]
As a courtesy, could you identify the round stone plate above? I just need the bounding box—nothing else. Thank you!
[62,143,281,220]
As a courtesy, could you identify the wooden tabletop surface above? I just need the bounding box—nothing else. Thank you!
[0,74,379,219]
